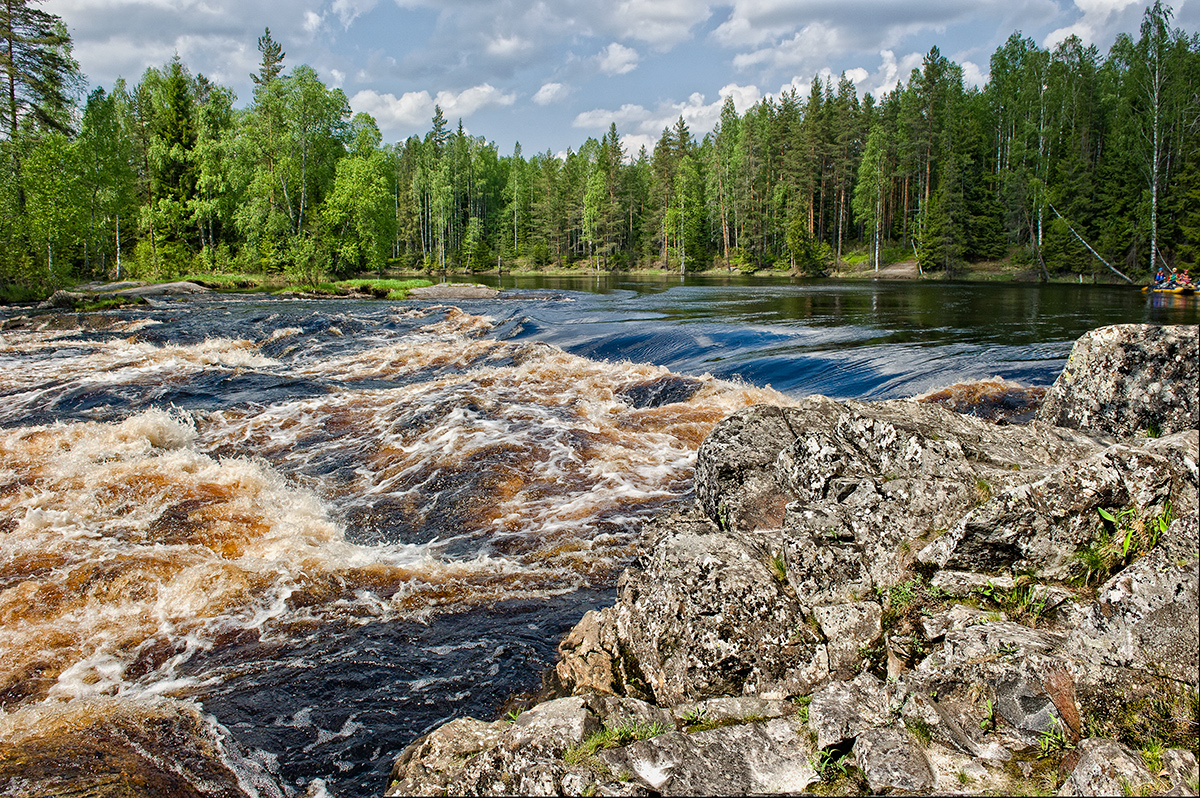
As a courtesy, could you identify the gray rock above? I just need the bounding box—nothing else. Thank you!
[1058,738,1159,797]
[1067,513,1199,687]
[385,716,507,796]
[814,602,882,679]
[606,510,822,705]
[930,570,1015,597]
[598,718,817,796]
[807,672,891,750]
[1038,323,1199,438]
[507,696,600,752]
[37,289,86,309]
[586,695,676,732]
[407,283,500,300]
[919,438,1195,579]
[853,726,936,793]
[109,280,211,297]
[671,696,793,727]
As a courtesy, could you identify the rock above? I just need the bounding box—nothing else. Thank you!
[814,602,882,679]
[1067,513,1199,688]
[919,437,1196,579]
[1058,738,1158,797]
[586,695,676,732]
[853,726,936,793]
[406,283,500,300]
[671,696,793,727]
[598,718,817,796]
[807,672,892,750]
[507,696,600,752]
[696,395,1103,594]
[556,607,622,696]
[109,280,211,297]
[603,510,823,705]
[385,716,507,796]
[37,289,85,309]
[930,570,1015,597]
[913,621,1069,747]
[617,375,704,409]
[1038,323,1199,438]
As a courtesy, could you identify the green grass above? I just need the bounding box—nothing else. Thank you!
[563,720,671,767]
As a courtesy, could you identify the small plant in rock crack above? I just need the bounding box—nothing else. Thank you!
[810,747,854,782]
[1036,718,1075,759]
[504,708,523,724]
[980,698,997,732]
[769,552,788,584]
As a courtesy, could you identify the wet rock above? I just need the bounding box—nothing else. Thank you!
[853,726,936,793]
[598,718,817,796]
[1038,323,1199,438]
[1058,738,1158,797]
[617,375,704,409]
[814,602,882,679]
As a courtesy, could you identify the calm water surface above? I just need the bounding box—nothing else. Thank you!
[0,277,1193,796]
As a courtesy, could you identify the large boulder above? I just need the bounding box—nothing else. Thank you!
[1037,323,1199,438]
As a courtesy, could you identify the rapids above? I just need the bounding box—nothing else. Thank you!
[0,278,1194,795]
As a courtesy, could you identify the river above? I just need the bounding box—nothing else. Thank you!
[0,276,1194,796]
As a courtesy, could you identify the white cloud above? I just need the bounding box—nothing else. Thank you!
[303,11,325,34]
[351,83,517,131]
[487,35,531,58]
[961,60,986,89]
[732,22,844,73]
[332,0,378,28]
[611,0,712,48]
[329,68,346,88]
[533,82,570,105]
[1044,0,1141,47]
[596,42,639,75]
[573,83,761,148]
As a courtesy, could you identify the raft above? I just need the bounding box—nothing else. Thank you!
[1142,285,1195,295]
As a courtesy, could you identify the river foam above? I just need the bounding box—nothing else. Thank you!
[0,303,787,795]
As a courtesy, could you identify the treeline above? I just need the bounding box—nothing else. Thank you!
[1,3,1197,291]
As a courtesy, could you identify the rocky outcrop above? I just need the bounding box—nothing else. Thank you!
[386,324,1200,797]
[1037,323,1199,437]
[406,283,499,300]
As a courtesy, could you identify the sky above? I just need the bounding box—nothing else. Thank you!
[44,0,1198,158]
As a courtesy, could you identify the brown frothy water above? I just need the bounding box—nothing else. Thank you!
[0,307,787,795]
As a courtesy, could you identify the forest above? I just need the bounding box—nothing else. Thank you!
[1,1,1197,295]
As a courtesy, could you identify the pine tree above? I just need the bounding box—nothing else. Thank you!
[0,0,82,140]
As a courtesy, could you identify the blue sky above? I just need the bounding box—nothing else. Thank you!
[45,0,1197,157]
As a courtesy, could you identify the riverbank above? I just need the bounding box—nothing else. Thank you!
[386,322,1199,797]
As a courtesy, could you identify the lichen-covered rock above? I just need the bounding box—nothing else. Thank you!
[919,436,1197,579]
[598,718,817,796]
[697,395,1104,594]
[814,602,882,679]
[807,672,893,750]
[606,510,823,706]
[556,607,623,696]
[37,289,86,309]
[385,716,507,795]
[853,726,936,793]
[1037,324,1199,438]
[1067,513,1199,688]
[1058,738,1159,797]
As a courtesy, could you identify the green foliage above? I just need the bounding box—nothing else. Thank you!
[1037,718,1075,759]
[563,720,670,767]
[1072,503,1173,587]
